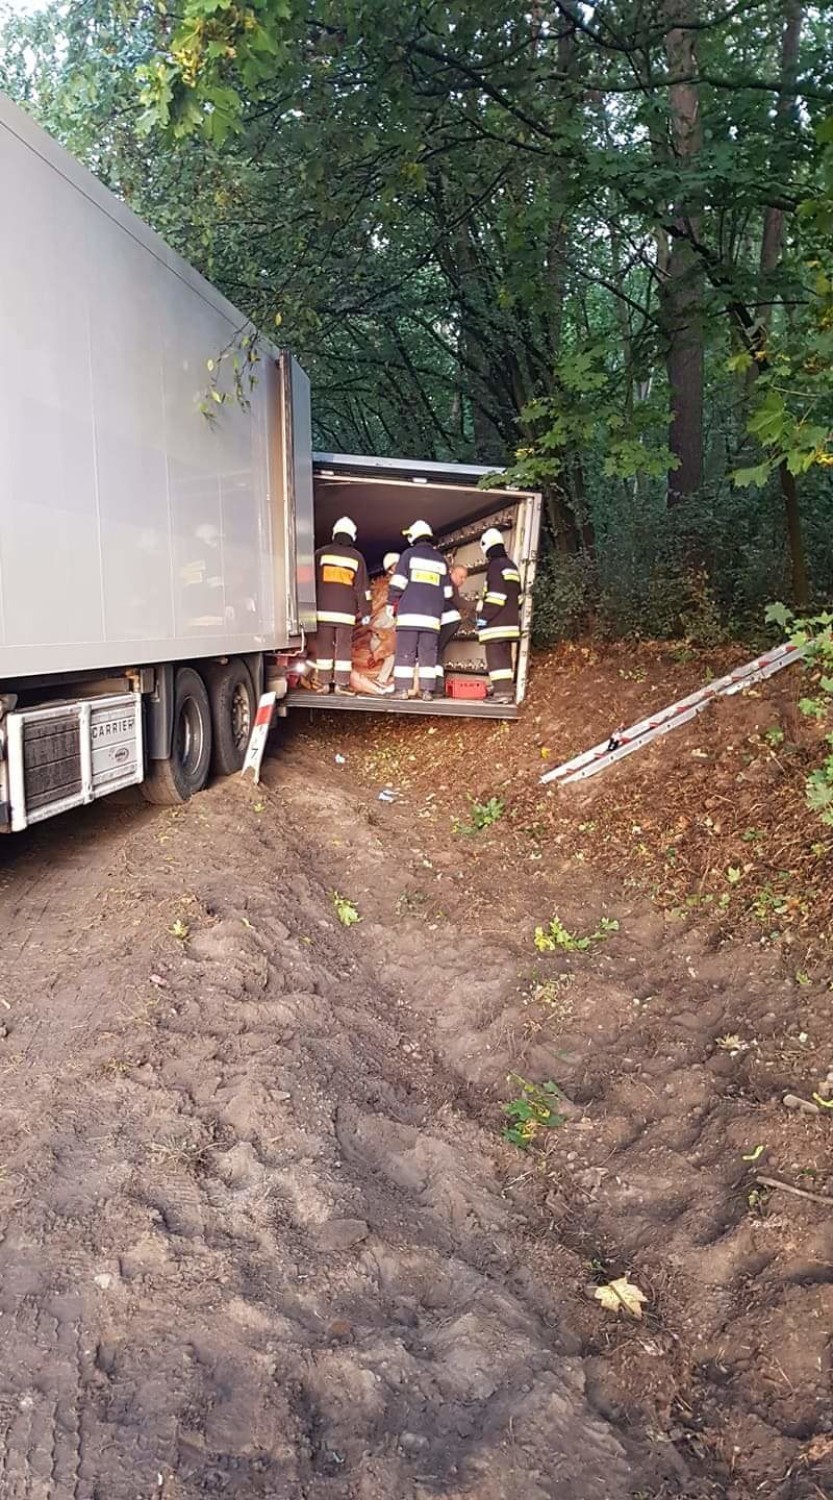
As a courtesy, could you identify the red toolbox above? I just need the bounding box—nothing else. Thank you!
[446,678,488,700]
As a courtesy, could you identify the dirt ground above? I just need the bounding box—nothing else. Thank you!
[0,646,831,1499]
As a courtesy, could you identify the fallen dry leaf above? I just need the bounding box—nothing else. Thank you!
[804,1433,833,1465]
[593,1276,648,1319]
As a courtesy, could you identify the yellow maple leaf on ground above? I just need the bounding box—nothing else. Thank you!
[593,1277,647,1319]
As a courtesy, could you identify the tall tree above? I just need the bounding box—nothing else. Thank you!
[661,0,704,503]
[756,0,808,605]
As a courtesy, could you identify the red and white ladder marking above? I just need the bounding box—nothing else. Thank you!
[540,642,802,787]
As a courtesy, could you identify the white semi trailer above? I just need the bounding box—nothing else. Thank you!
[1,93,540,835]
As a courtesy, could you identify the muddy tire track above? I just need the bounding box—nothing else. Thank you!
[0,772,665,1499]
[275,744,833,1500]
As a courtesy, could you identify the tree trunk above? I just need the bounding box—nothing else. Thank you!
[544,1,596,556]
[571,452,596,556]
[780,462,809,607]
[543,485,584,556]
[543,1,579,363]
[460,290,506,462]
[661,0,704,505]
[756,1,807,606]
[757,0,803,314]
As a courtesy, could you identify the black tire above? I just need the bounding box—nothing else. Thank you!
[206,659,257,776]
[142,667,213,805]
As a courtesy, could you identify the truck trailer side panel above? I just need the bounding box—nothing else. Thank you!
[0,93,305,679]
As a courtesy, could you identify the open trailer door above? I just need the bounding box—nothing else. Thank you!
[276,353,316,638]
[514,485,543,705]
[286,453,541,719]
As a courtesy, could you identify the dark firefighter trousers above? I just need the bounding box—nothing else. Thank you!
[308,623,353,688]
[485,637,515,694]
[393,628,438,693]
[433,620,461,695]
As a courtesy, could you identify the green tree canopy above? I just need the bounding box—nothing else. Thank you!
[2,0,832,622]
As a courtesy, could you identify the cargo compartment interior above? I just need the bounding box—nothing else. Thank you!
[285,455,540,719]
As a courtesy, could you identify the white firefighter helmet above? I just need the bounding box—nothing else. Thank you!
[332,515,357,542]
[404,519,433,544]
[480,526,503,555]
[383,551,400,572]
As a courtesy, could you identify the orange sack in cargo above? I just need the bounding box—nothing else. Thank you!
[351,561,398,694]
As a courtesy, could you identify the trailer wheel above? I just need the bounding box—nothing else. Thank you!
[207,660,256,776]
[142,667,213,805]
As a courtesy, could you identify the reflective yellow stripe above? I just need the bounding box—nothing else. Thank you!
[479,625,520,641]
[317,610,357,625]
[502,568,520,583]
[484,592,506,605]
[397,613,441,630]
[320,553,358,569]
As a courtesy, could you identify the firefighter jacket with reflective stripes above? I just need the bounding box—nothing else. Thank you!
[479,552,521,641]
[388,542,452,631]
[314,542,370,627]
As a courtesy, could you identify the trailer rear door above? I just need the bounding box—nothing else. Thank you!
[276,354,316,638]
[514,488,543,704]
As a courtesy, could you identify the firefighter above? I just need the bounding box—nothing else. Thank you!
[477,527,521,703]
[434,562,469,697]
[389,520,453,699]
[306,517,370,694]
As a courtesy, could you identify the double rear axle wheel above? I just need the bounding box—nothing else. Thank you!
[142,660,257,806]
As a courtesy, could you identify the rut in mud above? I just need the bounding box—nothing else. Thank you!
[0,754,651,1500]
[0,722,830,1500]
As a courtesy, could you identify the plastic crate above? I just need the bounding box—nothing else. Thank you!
[446,677,488,700]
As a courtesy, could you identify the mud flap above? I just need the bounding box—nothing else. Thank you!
[240,692,277,784]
